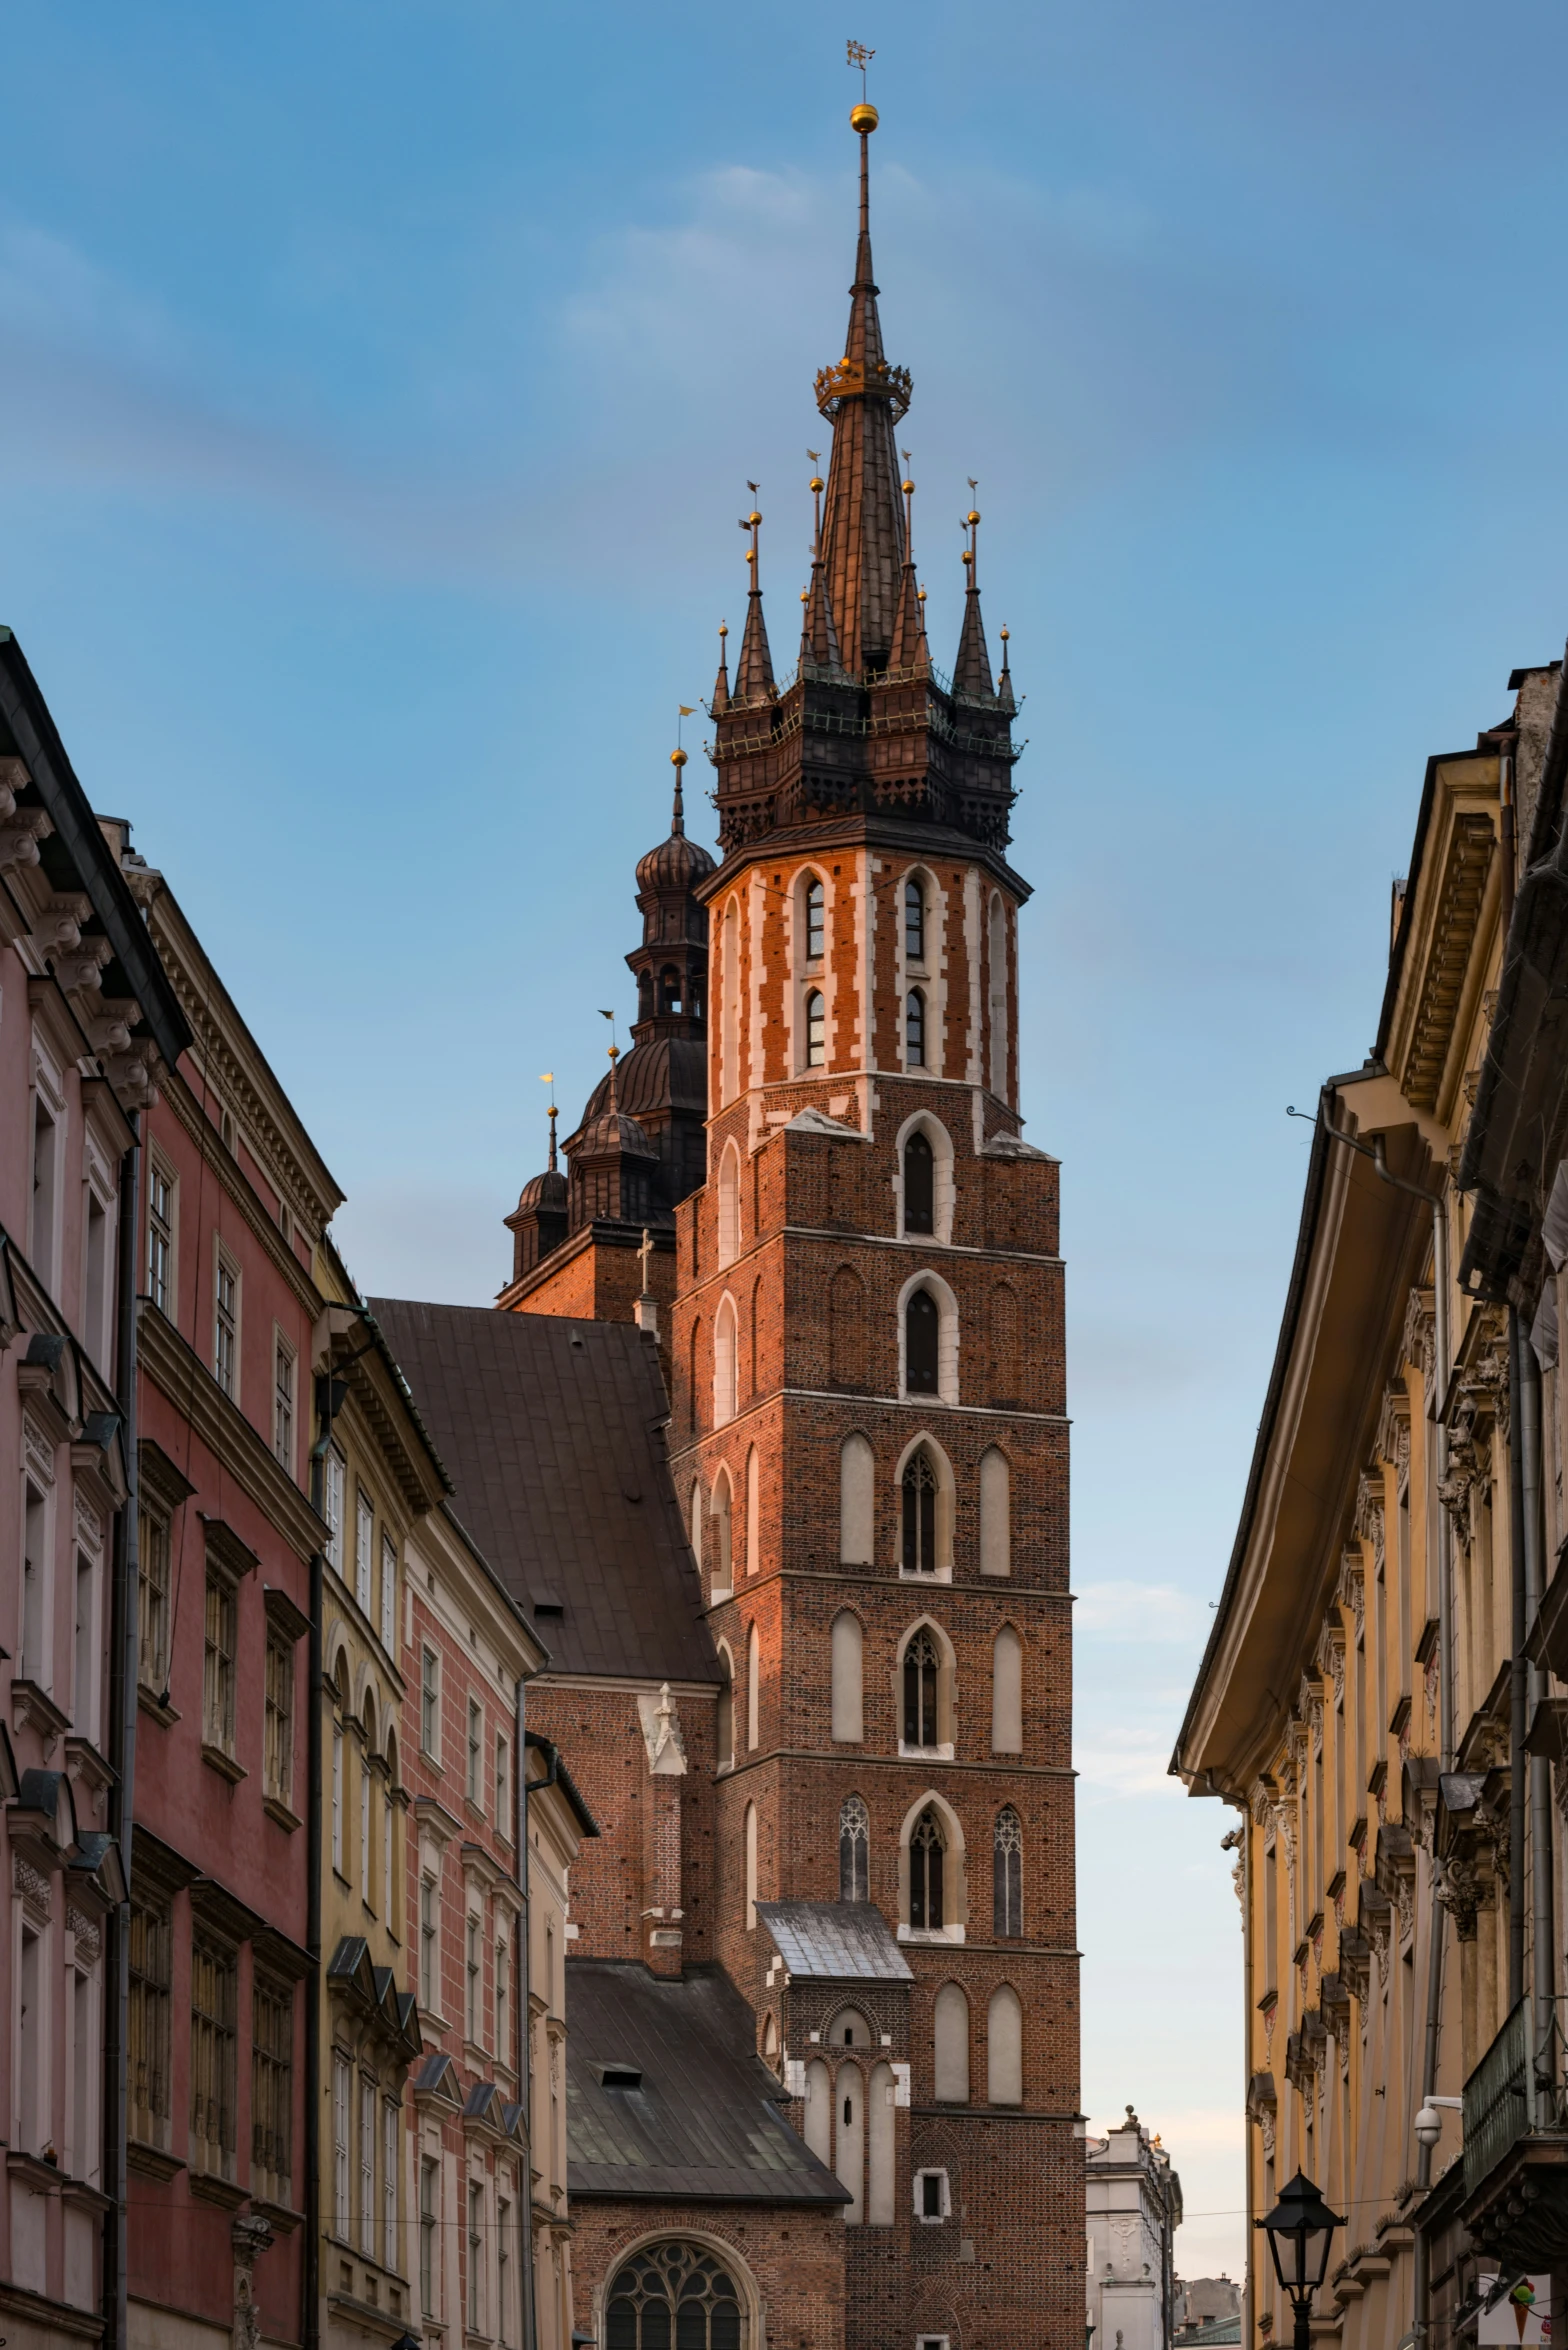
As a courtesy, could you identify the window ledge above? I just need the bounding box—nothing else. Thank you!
[897,1924,965,1946]
[189,2166,247,2210]
[897,1742,955,1762]
[127,2138,183,2183]
[201,1742,246,1786]
[137,1685,181,1730]
[898,1568,951,1584]
[7,2151,65,2192]
[264,1795,303,1833]
[251,2196,303,2232]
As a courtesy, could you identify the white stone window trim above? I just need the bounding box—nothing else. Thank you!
[895,1268,960,1407]
[891,1109,957,1248]
[913,2168,952,2224]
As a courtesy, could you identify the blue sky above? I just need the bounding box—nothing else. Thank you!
[11,0,1568,2279]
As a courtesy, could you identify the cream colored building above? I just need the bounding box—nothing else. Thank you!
[1176,663,1568,2347]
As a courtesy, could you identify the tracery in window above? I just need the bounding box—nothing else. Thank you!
[839,1794,870,1902]
[904,876,925,963]
[903,1631,939,1747]
[993,1807,1023,1938]
[804,877,826,962]
[903,1131,935,1236]
[901,1450,938,1575]
[805,989,826,1069]
[910,1807,945,1931]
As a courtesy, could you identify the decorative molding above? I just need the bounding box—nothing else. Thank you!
[136,1303,325,1564]
[14,1853,52,1921]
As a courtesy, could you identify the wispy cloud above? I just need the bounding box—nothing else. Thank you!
[1076,1580,1209,1643]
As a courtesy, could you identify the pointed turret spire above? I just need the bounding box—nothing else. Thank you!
[800,461,843,671]
[952,494,996,700]
[887,454,927,674]
[997,625,1016,716]
[547,1101,559,1172]
[670,745,688,836]
[711,621,730,714]
[734,491,776,703]
[815,103,911,677]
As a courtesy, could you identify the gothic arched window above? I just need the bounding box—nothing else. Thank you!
[805,989,826,1069]
[905,876,925,963]
[903,1630,939,1748]
[905,1288,939,1394]
[839,1794,869,1902]
[606,2244,742,2350]
[903,1131,934,1235]
[910,1806,945,1931]
[905,989,926,1067]
[993,1807,1022,1938]
[804,877,826,961]
[660,965,682,1014]
[901,1451,938,1575]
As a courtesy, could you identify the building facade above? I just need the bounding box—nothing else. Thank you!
[124,843,338,2350]
[1174,658,1568,2344]
[1085,2109,1181,2350]
[0,635,189,2350]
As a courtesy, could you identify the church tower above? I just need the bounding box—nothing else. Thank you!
[669,102,1080,2350]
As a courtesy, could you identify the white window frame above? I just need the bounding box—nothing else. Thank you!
[146,1152,177,1317]
[495,1733,510,1841]
[420,1646,440,1758]
[467,1698,483,1806]
[914,2168,951,2224]
[379,1531,396,1654]
[273,1332,296,1476]
[80,1137,117,1375]
[323,1447,345,1575]
[355,1487,374,1616]
[213,1240,240,1401]
[382,2096,398,2271]
[29,1032,65,1296]
[358,2073,376,2256]
[332,2052,351,2238]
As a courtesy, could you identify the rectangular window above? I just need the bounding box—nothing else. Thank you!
[252,1977,293,2205]
[73,1553,96,1736]
[190,1937,238,2181]
[421,1648,439,1757]
[383,1792,395,1941]
[324,1448,345,1574]
[21,1479,48,1687]
[496,1938,510,2071]
[383,2098,399,2272]
[495,1735,511,1842]
[332,2054,351,2238]
[361,1763,372,1909]
[265,1632,294,1808]
[31,1090,60,1282]
[16,1922,44,2155]
[332,1723,345,1876]
[420,1874,438,2011]
[214,1251,239,1399]
[71,1966,93,2184]
[467,1700,483,1804]
[138,1502,172,1700]
[466,1913,481,2044]
[380,1532,397,1654]
[147,1161,175,1314]
[128,1892,172,2150]
[359,2075,376,2256]
[203,1568,237,1756]
[274,1339,295,1474]
[420,2157,439,2317]
[84,1184,110,1369]
[356,1488,374,1615]
[497,2193,512,2345]
[468,2181,484,2333]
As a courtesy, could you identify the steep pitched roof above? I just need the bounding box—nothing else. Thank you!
[368,1300,717,1685]
[565,1961,850,2204]
[756,1900,913,1982]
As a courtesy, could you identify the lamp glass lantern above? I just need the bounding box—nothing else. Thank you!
[1258,2171,1345,2299]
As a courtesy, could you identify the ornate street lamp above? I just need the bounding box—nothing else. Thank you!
[1257,2171,1345,2350]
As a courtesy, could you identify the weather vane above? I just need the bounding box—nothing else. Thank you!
[847,39,874,97]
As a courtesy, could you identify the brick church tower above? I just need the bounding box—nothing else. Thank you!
[668,100,1081,2350]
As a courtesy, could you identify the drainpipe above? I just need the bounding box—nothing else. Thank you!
[1520,1331,1555,2124]
[515,1678,535,2350]
[1510,1309,1529,2011]
[305,1403,333,2350]
[1413,1180,1453,2346]
[103,1113,141,2350]
[521,1729,566,2350]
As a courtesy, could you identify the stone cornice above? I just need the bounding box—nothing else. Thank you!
[137,1298,326,1562]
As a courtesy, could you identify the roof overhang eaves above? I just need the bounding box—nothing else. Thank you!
[1172,1082,1433,1793]
[695,815,1032,909]
[0,629,192,1070]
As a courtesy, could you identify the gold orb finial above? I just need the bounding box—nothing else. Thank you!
[809,474,824,494]
[967,508,981,526]
[671,747,688,768]
[745,549,756,566]
[961,549,973,567]
[747,508,762,526]
[718,620,728,638]
[1000,626,1010,642]
[902,477,915,495]
[850,100,878,133]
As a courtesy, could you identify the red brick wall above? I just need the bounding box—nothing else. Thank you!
[570,2202,847,2350]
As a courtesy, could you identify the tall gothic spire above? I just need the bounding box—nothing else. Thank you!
[815,105,911,677]
[711,620,730,714]
[952,499,996,700]
[734,494,776,703]
[887,456,926,674]
[800,462,843,670]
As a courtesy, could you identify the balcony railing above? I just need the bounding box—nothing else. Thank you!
[1464,1998,1533,2198]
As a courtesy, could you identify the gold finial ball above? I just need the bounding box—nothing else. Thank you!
[967,508,981,526]
[850,101,878,133]
[902,478,915,495]
[809,475,824,494]
[800,589,809,603]
[917,585,927,602]
[1000,626,1010,641]
[961,549,974,566]
[719,621,728,638]
[747,509,762,526]
[671,747,688,768]
[745,549,756,565]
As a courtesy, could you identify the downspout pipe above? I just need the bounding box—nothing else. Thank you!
[516,1678,536,2350]
[1510,1309,1529,2011]
[103,1113,141,2350]
[1520,1331,1555,2125]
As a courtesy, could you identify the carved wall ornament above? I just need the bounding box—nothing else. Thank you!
[1317,1621,1347,1705]
[1355,1475,1386,1574]
[1401,1289,1437,1402]
[22,1412,56,1490]
[1338,1550,1366,1635]
[14,1853,52,1920]
[67,1905,101,1963]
